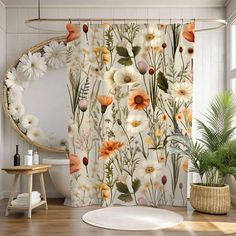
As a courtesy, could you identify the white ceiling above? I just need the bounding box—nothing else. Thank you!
[1,0,229,6]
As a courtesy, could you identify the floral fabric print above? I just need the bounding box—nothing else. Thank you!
[67,22,194,207]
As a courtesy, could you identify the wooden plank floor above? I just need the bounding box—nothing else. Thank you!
[0,198,236,236]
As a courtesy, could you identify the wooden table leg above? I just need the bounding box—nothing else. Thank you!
[5,174,20,216]
[39,173,48,210]
[28,174,33,218]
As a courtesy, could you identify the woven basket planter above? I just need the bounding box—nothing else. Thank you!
[190,183,231,214]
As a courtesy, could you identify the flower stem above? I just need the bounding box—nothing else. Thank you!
[163,185,166,205]
[78,112,84,133]
[133,191,138,205]
[139,132,148,159]
[180,188,184,206]
[99,113,104,128]
[180,52,185,81]
[143,75,149,96]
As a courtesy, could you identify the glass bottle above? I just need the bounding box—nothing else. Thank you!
[14,145,20,166]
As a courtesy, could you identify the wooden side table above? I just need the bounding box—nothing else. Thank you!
[2,164,51,218]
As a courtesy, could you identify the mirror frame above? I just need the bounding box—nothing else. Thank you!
[2,36,67,153]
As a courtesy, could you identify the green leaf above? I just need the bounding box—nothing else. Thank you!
[116,46,130,57]
[157,71,168,93]
[132,178,141,193]
[116,182,130,193]
[118,57,133,66]
[132,46,141,57]
[118,193,133,202]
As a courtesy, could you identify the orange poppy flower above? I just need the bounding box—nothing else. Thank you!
[102,53,111,64]
[97,95,113,106]
[186,126,192,136]
[102,189,110,200]
[100,183,110,191]
[69,154,81,174]
[176,113,183,121]
[66,23,80,42]
[183,22,195,43]
[158,156,166,163]
[93,47,101,56]
[129,90,150,110]
[182,159,189,172]
[97,95,113,113]
[187,113,192,123]
[162,114,168,122]
[99,140,123,159]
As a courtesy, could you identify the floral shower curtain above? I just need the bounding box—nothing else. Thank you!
[67,22,194,207]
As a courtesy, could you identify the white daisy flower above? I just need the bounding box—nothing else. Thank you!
[8,102,25,120]
[5,67,29,91]
[68,119,78,138]
[104,67,116,89]
[27,127,44,142]
[45,133,58,147]
[114,66,141,86]
[141,25,161,47]
[138,158,162,180]
[126,114,149,133]
[19,52,47,80]
[20,114,39,130]
[18,122,27,133]
[43,41,67,69]
[8,88,22,103]
[171,82,192,103]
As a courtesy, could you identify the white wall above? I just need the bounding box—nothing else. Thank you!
[0,0,6,200]
[226,0,236,205]
[2,5,226,198]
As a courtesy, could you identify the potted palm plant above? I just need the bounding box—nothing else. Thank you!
[172,91,236,214]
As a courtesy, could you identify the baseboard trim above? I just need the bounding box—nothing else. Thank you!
[231,194,236,205]
[0,191,20,199]
[0,191,63,199]
[0,191,4,200]
[44,191,64,198]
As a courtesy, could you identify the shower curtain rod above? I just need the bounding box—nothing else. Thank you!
[24,0,226,33]
[25,18,227,33]
[25,0,227,33]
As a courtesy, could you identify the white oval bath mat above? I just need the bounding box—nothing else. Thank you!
[82,206,183,231]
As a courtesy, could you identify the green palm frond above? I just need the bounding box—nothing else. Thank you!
[211,140,236,179]
[197,91,236,151]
